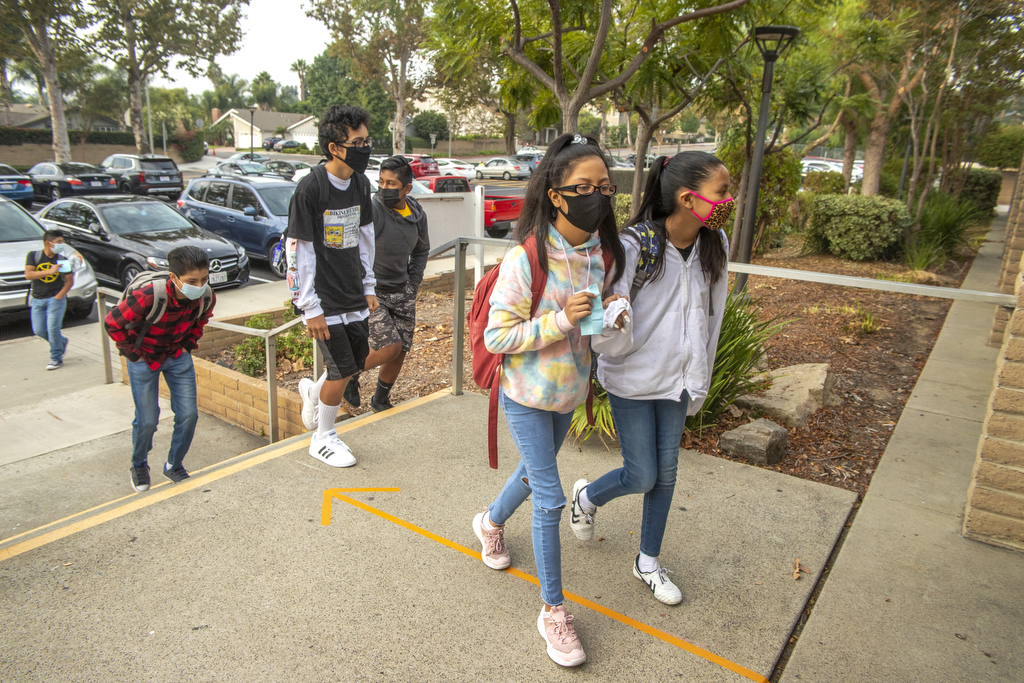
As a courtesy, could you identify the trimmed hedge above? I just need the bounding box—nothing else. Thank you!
[173,130,205,163]
[960,168,1002,215]
[0,127,156,146]
[803,170,845,195]
[809,194,909,261]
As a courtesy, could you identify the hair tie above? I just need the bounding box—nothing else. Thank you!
[663,157,670,168]
[572,134,586,145]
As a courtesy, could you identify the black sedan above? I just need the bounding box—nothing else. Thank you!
[26,162,117,202]
[264,160,312,180]
[36,195,250,289]
[273,140,303,152]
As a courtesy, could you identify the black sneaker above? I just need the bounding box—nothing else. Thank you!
[163,465,190,483]
[343,374,361,408]
[130,464,150,492]
[370,396,394,413]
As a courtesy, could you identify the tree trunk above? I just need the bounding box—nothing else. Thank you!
[630,121,656,210]
[21,24,70,163]
[128,74,150,154]
[0,60,11,127]
[730,152,750,261]
[503,111,516,155]
[393,97,406,154]
[841,112,857,191]
[599,103,607,147]
[859,112,890,196]
[561,100,581,134]
[625,115,632,150]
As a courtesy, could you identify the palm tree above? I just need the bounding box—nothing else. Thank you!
[290,59,308,101]
[250,71,277,111]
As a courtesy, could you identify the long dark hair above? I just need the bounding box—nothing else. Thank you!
[513,133,624,284]
[627,151,728,285]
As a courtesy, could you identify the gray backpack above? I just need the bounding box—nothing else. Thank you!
[118,271,214,351]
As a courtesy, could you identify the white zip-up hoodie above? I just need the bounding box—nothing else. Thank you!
[593,228,729,415]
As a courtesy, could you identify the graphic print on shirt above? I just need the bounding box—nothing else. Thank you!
[324,206,360,250]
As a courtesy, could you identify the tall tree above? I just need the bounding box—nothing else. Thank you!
[250,70,278,111]
[88,0,249,154]
[290,59,309,101]
[0,0,80,162]
[305,50,395,149]
[307,0,431,154]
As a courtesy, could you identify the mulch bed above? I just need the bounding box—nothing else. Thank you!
[205,227,986,498]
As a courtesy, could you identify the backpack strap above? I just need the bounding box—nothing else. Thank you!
[622,221,661,303]
[312,163,330,206]
[130,280,170,351]
[487,234,549,469]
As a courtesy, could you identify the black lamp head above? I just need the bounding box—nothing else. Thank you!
[753,25,801,60]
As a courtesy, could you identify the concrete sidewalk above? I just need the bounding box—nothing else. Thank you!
[780,216,1024,682]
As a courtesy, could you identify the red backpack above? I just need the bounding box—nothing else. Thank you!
[468,235,612,468]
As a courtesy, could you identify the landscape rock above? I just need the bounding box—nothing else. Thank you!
[719,418,789,465]
[735,363,840,428]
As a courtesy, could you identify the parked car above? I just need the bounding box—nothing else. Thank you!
[607,156,633,169]
[98,153,184,200]
[273,140,303,152]
[510,154,543,173]
[0,196,97,318]
[435,158,477,179]
[422,176,471,193]
[418,176,521,238]
[0,164,34,209]
[36,196,249,289]
[205,162,285,179]
[26,162,117,202]
[177,176,295,279]
[475,157,530,180]
[227,152,270,164]
[264,160,313,180]
[401,154,440,178]
[289,164,434,196]
[625,153,657,168]
[263,137,283,151]
[801,158,862,183]
[517,146,542,155]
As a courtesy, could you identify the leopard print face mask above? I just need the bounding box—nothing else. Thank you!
[688,192,735,232]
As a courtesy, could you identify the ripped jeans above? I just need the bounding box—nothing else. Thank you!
[488,390,574,606]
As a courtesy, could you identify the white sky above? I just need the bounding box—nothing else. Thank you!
[149,0,334,97]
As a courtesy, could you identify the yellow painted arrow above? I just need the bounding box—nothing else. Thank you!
[320,487,769,683]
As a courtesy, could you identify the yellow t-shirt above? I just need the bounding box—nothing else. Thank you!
[396,203,412,218]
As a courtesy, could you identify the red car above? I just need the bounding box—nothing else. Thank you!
[420,176,521,238]
[402,154,440,178]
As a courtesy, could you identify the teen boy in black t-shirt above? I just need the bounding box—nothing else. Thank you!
[288,104,378,468]
[24,229,74,370]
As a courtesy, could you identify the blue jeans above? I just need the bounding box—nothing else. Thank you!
[127,353,199,469]
[488,391,574,607]
[29,296,67,363]
[586,391,690,558]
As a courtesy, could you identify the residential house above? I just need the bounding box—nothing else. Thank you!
[1,103,121,132]
[211,109,318,149]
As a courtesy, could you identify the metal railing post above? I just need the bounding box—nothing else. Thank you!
[265,333,279,443]
[97,289,113,384]
[452,238,467,396]
[313,339,324,382]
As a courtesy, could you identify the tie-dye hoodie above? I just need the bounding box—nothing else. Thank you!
[484,227,607,414]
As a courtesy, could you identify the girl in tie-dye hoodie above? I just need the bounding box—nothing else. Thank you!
[472,134,625,668]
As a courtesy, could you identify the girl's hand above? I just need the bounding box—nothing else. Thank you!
[603,293,630,330]
[564,290,596,326]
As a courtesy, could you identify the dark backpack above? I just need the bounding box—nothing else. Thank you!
[118,271,214,351]
[621,221,662,303]
[468,235,613,469]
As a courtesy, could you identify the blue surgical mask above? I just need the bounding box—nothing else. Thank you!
[173,276,208,300]
[50,243,65,255]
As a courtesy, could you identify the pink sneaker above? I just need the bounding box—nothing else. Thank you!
[537,605,586,667]
[473,511,510,570]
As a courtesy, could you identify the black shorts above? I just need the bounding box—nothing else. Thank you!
[316,319,369,381]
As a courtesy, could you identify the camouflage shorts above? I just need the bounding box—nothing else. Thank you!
[368,285,417,352]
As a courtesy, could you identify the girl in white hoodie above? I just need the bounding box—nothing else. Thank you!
[570,151,733,605]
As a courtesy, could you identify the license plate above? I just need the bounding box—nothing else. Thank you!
[90,181,102,187]
[210,272,228,284]
[0,184,12,190]
[160,176,169,182]
[510,222,516,229]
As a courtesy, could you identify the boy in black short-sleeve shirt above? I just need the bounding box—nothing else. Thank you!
[287,104,379,468]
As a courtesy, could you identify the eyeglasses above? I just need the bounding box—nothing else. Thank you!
[554,183,618,197]
[336,138,374,149]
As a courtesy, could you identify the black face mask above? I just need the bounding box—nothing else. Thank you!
[332,144,371,175]
[378,188,402,209]
[556,191,610,233]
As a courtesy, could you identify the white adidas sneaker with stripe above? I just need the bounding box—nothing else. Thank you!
[309,430,356,468]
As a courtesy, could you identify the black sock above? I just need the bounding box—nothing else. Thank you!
[374,379,393,404]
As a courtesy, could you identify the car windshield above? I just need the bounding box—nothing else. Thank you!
[259,186,297,216]
[0,164,19,175]
[61,163,100,174]
[141,159,176,170]
[239,163,271,173]
[0,203,44,242]
[99,202,195,235]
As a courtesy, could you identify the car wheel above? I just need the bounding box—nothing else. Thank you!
[486,227,509,239]
[121,262,143,289]
[267,241,287,279]
[503,171,512,180]
[166,193,181,201]
[66,300,94,320]
[20,200,33,210]
[50,186,61,201]
[476,171,483,179]
[120,182,132,194]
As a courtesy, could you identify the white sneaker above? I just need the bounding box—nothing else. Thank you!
[299,378,319,430]
[632,555,683,605]
[309,430,356,468]
[570,479,596,541]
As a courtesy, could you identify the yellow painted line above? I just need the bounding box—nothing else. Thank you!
[0,389,449,562]
[323,489,769,683]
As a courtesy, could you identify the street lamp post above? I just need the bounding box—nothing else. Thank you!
[248,106,256,161]
[733,25,800,296]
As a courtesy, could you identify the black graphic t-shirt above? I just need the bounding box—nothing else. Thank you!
[286,170,373,316]
[25,250,70,299]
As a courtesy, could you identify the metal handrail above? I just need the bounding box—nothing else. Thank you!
[435,235,1015,398]
[96,286,320,443]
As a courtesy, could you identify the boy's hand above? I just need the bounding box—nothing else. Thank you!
[564,290,596,326]
[366,294,379,312]
[306,314,330,340]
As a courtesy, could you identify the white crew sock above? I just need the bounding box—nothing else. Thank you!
[578,486,596,513]
[312,371,328,402]
[317,402,341,436]
[482,511,499,530]
[637,553,660,573]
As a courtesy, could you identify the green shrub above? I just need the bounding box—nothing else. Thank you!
[918,191,983,256]
[803,170,845,195]
[809,195,909,261]
[851,170,899,198]
[276,304,313,368]
[718,143,802,252]
[569,382,615,444]
[613,194,633,228]
[232,313,274,377]
[960,168,1002,215]
[405,136,430,152]
[0,127,149,147]
[976,124,1024,170]
[791,191,817,235]
[172,130,205,163]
